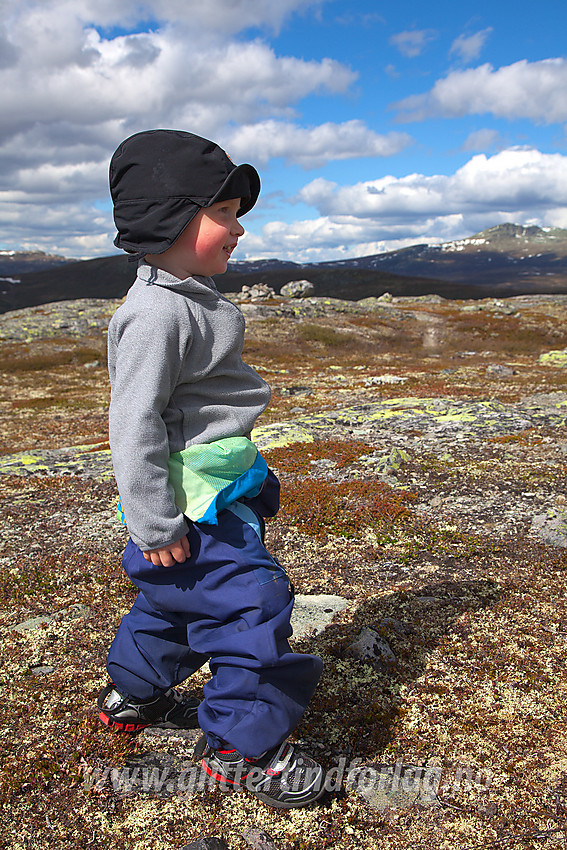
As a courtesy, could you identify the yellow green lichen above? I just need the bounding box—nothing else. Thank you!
[538,349,567,366]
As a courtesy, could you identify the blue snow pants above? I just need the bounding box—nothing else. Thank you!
[106,472,323,758]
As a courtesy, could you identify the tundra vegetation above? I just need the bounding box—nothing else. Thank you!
[0,292,566,849]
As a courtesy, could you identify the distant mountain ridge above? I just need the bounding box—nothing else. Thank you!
[3,223,567,313]
[227,223,567,281]
[0,249,74,277]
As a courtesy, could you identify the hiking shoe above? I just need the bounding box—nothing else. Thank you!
[197,735,326,808]
[97,683,200,733]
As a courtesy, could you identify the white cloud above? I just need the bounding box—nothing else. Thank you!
[239,149,567,262]
[0,196,115,258]
[241,216,445,263]
[1,29,355,140]
[0,1,367,254]
[395,58,567,123]
[298,149,567,217]
[449,28,492,64]
[12,0,328,36]
[390,29,437,58]
[225,120,412,168]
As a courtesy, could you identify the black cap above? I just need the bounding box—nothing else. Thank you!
[110,129,261,255]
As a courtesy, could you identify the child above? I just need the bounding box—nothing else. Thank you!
[98,129,325,808]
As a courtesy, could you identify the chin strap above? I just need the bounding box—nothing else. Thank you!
[127,251,145,263]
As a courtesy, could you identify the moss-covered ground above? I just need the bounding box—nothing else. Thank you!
[0,294,566,849]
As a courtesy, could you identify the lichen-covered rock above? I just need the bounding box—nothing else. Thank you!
[345,626,396,669]
[280,279,315,298]
[539,349,567,367]
[531,507,567,547]
[291,593,350,638]
[347,761,441,811]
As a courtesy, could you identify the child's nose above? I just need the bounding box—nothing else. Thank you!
[232,218,245,236]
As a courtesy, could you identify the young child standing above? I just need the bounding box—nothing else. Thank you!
[98,130,325,808]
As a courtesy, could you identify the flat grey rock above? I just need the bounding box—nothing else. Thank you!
[291,593,350,638]
[347,762,441,811]
[29,664,55,675]
[142,726,201,746]
[11,614,52,633]
[10,603,92,633]
[531,508,567,547]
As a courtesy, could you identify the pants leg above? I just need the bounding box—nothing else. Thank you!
[106,579,209,699]
[106,502,322,758]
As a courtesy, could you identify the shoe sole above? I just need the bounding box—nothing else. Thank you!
[99,710,200,733]
[98,711,150,733]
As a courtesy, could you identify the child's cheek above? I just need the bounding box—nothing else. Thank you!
[196,228,224,260]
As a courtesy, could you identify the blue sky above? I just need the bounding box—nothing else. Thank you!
[1,0,567,262]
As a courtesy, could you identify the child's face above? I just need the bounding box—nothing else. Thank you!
[147,198,245,279]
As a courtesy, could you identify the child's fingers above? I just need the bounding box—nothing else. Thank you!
[142,537,190,567]
[180,535,191,559]
[162,538,190,566]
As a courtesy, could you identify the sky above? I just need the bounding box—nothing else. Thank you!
[2,0,567,264]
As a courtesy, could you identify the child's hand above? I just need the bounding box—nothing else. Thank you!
[143,535,191,567]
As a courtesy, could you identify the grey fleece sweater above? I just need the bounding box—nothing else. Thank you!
[107,262,271,550]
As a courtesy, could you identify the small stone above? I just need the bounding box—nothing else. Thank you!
[242,828,280,850]
[29,664,55,675]
[142,726,201,745]
[430,495,443,507]
[309,458,337,468]
[378,617,413,637]
[414,596,450,604]
[180,840,230,850]
[364,375,407,386]
[345,626,396,669]
[279,386,313,397]
[480,801,499,816]
[486,364,515,378]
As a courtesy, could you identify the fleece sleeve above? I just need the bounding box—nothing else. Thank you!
[108,301,191,551]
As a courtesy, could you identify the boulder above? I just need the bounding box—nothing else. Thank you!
[280,279,315,298]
